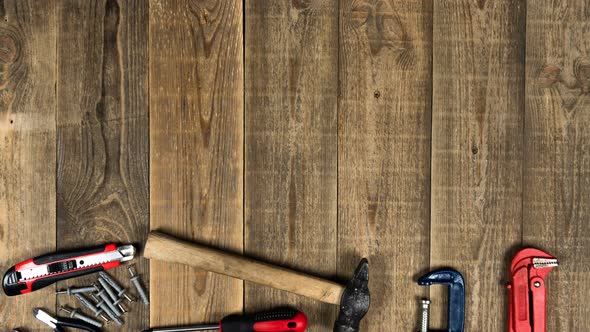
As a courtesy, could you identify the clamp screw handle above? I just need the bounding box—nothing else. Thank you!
[420,299,430,332]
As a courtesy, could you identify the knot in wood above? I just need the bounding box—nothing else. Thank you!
[291,0,311,10]
[0,32,18,64]
[537,64,561,88]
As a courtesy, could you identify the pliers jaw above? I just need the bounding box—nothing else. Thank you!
[508,248,558,332]
[33,308,59,330]
[418,268,465,332]
[33,308,101,332]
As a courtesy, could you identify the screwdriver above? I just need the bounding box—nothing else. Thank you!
[143,308,307,332]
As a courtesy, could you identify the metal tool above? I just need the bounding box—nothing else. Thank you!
[144,231,370,332]
[90,293,124,326]
[33,308,100,332]
[334,259,370,332]
[97,277,127,313]
[57,285,99,295]
[507,248,558,332]
[417,268,465,332]
[3,244,135,296]
[419,299,430,332]
[74,293,110,322]
[59,306,103,328]
[128,264,150,304]
[143,308,307,332]
[96,284,122,316]
[99,271,135,303]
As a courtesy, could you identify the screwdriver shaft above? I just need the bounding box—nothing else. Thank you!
[143,325,219,332]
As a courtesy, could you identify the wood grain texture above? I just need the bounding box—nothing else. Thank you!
[56,0,149,330]
[524,0,590,330]
[149,0,243,327]
[0,1,56,329]
[431,1,525,330]
[244,1,338,330]
[145,232,344,305]
[338,0,432,329]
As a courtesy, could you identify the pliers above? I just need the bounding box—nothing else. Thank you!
[33,308,100,332]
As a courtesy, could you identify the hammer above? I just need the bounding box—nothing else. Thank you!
[144,231,370,332]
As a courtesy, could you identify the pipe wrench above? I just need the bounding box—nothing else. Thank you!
[507,248,558,332]
[3,244,135,296]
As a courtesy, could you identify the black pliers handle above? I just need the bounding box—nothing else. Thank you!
[33,308,100,332]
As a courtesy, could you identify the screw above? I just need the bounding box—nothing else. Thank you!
[99,271,135,303]
[59,306,103,328]
[73,293,110,322]
[420,299,430,332]
[90,293,124,326]
[98,276,128,313]
[96,284,123,317]
[534,281,541,288]
[56,285,98,295]
[128,265,150,305]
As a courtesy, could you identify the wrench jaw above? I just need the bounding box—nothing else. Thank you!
[417,268,465,332]
[508,248,558,332]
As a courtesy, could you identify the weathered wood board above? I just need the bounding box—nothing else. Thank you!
[55,1,150,330]
[338,0,432,329]
[244,1,339,330]
[430,1,526,330]
[149,0,244,327]
[0,1,57,329]
[524,0,590,330]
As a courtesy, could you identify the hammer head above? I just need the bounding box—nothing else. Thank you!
[334,258,370,332]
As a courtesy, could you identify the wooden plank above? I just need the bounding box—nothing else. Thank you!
[244,1,338,329]
[149,0,243,327]
[430,1,525,330]
[524,0,590,330]
[56,0,149,330]
[339,0,432,329]
[0,1,57,329]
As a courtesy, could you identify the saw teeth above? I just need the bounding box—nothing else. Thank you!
[22,270,48,280]
[533,258,559,269]
[20,257,118,281]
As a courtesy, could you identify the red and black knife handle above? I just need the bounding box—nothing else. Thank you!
[220,308,307,332]
[3,244,119,296]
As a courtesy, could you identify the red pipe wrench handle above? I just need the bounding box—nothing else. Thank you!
[531,276,546,332]
[509,266,532,332]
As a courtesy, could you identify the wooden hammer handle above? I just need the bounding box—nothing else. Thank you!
[144,231,344,305]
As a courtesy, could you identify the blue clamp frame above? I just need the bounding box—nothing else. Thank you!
[418,268,465,332]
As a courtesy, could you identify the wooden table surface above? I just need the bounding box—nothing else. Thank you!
[0,1,588,331]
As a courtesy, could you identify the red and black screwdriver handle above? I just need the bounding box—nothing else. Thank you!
[219,308,307,332]
[3,244,120,296]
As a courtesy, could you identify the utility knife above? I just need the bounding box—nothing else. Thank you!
[3,244,135,296]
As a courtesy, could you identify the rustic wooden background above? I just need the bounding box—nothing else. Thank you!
[0,0,588,331]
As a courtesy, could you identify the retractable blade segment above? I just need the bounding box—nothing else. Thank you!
[3,244,135,296]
